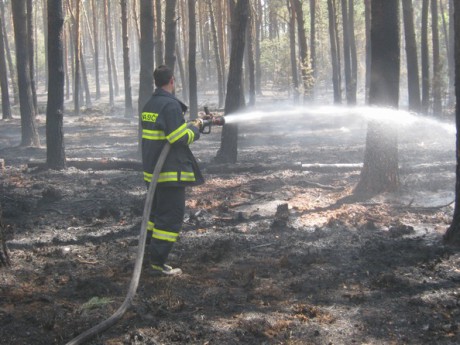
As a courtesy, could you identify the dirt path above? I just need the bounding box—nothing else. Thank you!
[1,107,459,344]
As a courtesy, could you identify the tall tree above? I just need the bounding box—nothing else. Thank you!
[287,0,299,103]
[121,0,133,117]
[291,0,311,101]
[445,0,460,244]
[364,0,371,103]
[0,12,11,119]
[154,0,163,66]
[246,2,256,106]
[208,0,224,107]
[103,0,114,107]
[26,0,37,114]
[328,0,341,104]
[47,0,66,169]
[310,0,317,86]
[215,0,249,164]
[431,0,443,115]
[421,0,430,113]
[107,0,119,96]
[402,0,421,113]
[447,0,455,107]
[355,0,400,194]
[188,0,198,118]
[1,0,18,105]
[73,0,81,115]
[11,0,40,146]
[138,0,154,113]
[90,0,100,99]
[164,0,177,72]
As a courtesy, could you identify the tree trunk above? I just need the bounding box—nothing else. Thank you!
[310,0,317,92]
[287,0,299,103]
[138,0,154,113]
[103,0,114,107]
[328,0,341,104]
[355,0,400,195]
[26,0,37,115]
[254,0,262,95]
[188,0,198,118]
[73,0,81,115]
[364,0,371,104]
[291,0,311,102]
[402,0,421,113]
[0,12,11,119]
[1,1,18,105]
[121,0,133,117]
[432,0,443,116]
[348,0,357,104]
[11,0,40,147]
[164,0,177,72]
[91,0,100,99]
[107,0,120,96]
[445,0,460,244]
[215,0,249,164]
[208,0,224,108]
[246,3,255,107]
[447,0,455,107]
[421,0,430,113]
[154,0,163,66]
[47,0,66,170]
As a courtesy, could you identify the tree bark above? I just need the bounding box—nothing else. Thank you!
[0,12,11,119]
[138,0,154,113]
[73,0,81,115]
[431,0,443,116]
[355,0,400,195]
[421,0,430,114]
[154,0,163,66]
[287,0,299,103]
[121,0,133,117]
[91,0,100,99]
[364,0,371,104]
[11,0,40,147]
[402,0,421,113]
[188,0,198,118]
[208,0,224,108]
[103,0,114,107]
[447,0,455,107]
[0,0,18,105]
[26,0,37,114]
[246,3,255,107]
[46,0,66,170]
[164,0,177,72]
[215,0,249,164]
[310,0,317,90]
[445,0,460,244]
[107,0,120,96]
[328,0,341,104]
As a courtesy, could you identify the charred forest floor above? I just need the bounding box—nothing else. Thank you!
[1,101,460,345]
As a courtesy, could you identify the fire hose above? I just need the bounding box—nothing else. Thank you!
[66,110,224,344]
[65,143,171,345]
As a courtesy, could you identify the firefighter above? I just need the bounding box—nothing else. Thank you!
[141,65,204,276]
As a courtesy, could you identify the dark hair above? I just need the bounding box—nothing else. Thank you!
[154,65,173,87]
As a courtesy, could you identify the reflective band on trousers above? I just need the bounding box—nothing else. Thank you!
[144,171,195,183]
[152,228,179,242]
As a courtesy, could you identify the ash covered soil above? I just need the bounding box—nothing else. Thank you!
[1,104,460,345]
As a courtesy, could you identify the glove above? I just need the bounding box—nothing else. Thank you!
[189,119,203,130]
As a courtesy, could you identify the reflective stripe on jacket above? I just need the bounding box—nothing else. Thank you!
[141,88,204,187]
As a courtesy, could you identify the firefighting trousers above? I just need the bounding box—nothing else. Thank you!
[146,186,185,266]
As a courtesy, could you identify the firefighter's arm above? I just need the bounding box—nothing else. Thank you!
[164,103,201,146]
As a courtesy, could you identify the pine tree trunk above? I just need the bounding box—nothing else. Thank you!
[188,0,198,118]
[402,0,421,113]
[138,0,154,113]
[91,0,100,99]
[310,0,317,90]
[431,0,443,116]
[42,0,48,89]
[73,0,81,115]
[0,13,11,119]
[288,0,299,103]
[448,0,455,107]
[246,4,256,107]
[364,0,371,104]
[103,0,114,107]
[11,0,40,147]
[444,0,460,244]
[154,0,163,66]
[0,1,18,105]
[47,0,66,170]
[254,0,262,95]
[348,0,357,104]
[107,0,119,96]
[208,0,224,108]
[26,0,38,114]
[215,0,249,164]
[164,0,177,72]
[355,0,400,195]
[121,0,133,117]
[421,0,430,113]
[328,0,341,104]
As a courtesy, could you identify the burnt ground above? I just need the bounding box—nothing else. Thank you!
[1,102,460,345]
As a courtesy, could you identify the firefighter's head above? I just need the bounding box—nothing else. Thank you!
[154,65,174,92]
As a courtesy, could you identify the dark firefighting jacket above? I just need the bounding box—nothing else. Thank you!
[141,88,204,187]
